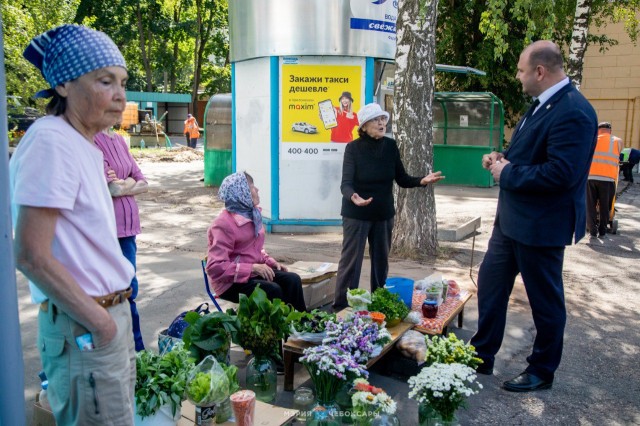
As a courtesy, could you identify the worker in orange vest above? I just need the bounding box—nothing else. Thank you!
[586,122,622,238]
[184,114,200,149]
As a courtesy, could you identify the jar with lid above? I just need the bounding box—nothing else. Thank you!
[293,386,315,422]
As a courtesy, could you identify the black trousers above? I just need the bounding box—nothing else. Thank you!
[219,270,307,312]
[586,179,615,236]
[470,223,566,382]
[333,216,394,310]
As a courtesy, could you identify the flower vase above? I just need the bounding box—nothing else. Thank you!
[418,404,440,426]
[371,414,400,426]
[335,381,355,424]
[245,355,277,403]
[434,415,460,426]
[315,399,340,419]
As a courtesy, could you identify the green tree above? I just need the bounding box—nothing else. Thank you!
[392,0,441,256]
[435,0,640,127]
[2,0,80,107]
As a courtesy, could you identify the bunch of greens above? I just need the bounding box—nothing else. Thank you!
[182,311,239,364]
[368,288,410,322]
[424,333,483,369]
[231,287,304,359]
[292,309,336,333]
[135,343,195,419]
[185,356,230,405]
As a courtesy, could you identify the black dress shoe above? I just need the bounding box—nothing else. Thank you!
[502,372,552,392]
[475,364,493,375]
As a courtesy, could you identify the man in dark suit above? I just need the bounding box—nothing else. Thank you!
[470,40,598,392]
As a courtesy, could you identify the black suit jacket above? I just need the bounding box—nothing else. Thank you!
[498,83,598,247]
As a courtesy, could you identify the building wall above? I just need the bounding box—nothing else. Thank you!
[582,19,640,149]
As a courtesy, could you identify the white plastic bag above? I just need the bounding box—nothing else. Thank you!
[185,355,230,406]
[289,325,326,344]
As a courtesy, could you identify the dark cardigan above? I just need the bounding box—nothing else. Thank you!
[340,133,423,221]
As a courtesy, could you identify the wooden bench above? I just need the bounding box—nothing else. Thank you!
[411,291,473,335]
[282,311,414,391]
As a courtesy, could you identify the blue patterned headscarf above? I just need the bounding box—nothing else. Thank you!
[218,172,263,237]
[23,24,126,98]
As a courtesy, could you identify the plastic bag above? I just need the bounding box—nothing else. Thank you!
[186,355,230,406]
[289,325,326,344]
[395,330,427,364]
[347,289,372,311]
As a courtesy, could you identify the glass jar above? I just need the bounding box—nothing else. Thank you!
[293,386,315,422]
[306,405,341,426]
[245,355,277,403]
[422,300,439,318]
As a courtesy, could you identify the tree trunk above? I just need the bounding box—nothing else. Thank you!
[392,0,440,258]
[568,0,592,90]
[136,3,153,92]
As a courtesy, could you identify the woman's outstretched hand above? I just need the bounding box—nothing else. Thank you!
[420,171,445,186]
[351,193,373,207]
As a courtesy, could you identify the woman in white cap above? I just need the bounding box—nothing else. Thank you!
[11,24,136,424]
[332,103,444,311]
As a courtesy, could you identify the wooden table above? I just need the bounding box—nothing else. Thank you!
[282,313,414,391]
[411,291,473,335]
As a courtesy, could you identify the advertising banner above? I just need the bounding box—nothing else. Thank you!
[280,56,364,160]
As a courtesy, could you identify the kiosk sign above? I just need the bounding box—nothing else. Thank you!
[280,57,364,160]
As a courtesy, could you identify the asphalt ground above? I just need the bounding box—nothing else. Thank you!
[16,160,640,425]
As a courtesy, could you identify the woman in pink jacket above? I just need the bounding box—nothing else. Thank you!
[205,172,306,312]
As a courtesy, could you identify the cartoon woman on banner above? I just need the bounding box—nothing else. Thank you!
[329,91,359,143]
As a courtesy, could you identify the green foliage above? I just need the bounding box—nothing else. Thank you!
[182,310,239,364]
[368,288,410,322]
[230,287,304,359]
[436,0,640,129]
[1,0,79,106]
[291,309,336,334]
[135,344,195,419]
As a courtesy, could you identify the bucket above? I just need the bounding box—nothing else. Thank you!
[385,277,415,308]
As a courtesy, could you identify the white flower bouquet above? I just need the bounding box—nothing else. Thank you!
[408,362,482,422]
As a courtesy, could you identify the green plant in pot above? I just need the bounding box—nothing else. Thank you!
[182,310,239,364]
[230,287,303,403]
[368,288,410,327]
[214,363,241,423]
[134,342,195,423]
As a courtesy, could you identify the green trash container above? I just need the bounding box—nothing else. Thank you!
[204,149,232,187]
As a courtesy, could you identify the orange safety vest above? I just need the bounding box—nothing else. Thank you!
[589,132,621,180]
[184,117,200,138]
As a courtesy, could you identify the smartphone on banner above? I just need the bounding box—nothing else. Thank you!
[318,99,338,129]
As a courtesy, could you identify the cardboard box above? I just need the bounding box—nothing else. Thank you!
[32,393,56,426]
[287,261,338,284]
[179,400,295,425]
[302,276,336,310]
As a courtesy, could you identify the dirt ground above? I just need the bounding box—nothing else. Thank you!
[17,151,640,425]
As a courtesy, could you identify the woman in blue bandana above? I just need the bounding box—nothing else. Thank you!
[10,25,136,425]
[205,172,307,312]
